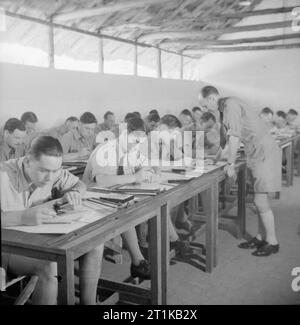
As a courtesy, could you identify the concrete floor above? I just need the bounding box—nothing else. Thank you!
[101,176,300,305]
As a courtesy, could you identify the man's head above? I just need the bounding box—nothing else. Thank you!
[25,136,63,187]
[65,116,79,133]
[149,110,159,118]
[3,118,26,150]
[178,109,193,128]
[157,114,182,144]
[192,106,203,122]
[104,111,115,127]
[275,111,287,129]
[79,112,97,138]
[124,112,138,123]
[260,107,274,123]
[146,112,160,132]
[20,111,38,134]
[125,117,146,151]
[287,109,298,123]
[200,86,220,112]
[200,112,217,131]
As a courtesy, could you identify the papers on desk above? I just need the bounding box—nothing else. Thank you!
[4,203,113,234]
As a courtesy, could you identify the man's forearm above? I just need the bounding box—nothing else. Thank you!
[227,135,240,164]
[2,211,23,227]
[70,180,86,196]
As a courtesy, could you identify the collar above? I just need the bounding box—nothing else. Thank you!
[14,156,32,192]
[2,141,15,158]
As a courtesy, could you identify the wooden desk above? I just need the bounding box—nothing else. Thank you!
[2,161,246,305]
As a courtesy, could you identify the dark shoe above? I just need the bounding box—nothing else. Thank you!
[130,259,150,280]
[139,246,149,260]
[252,243,279,257]
[238,237,267,249]
[170,240,193,258]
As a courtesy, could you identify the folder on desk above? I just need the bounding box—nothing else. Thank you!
[88,187,134,203]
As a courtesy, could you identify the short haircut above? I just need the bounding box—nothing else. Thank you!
[288,109,298,116]
[80,112,97,124]
[201,112,216,123]
[149,109,159,117]
[124,112,138,123]
[66,116,79,123]
[133,111,141,118]
[192,106,201,113]
[29,136,63,160]
[21,111,38,124]
[160,114,182,129]
[276,111,286,119]
[4,118,26,133]
[180,109,193,118]
[147,113,160,123]
[201,85,219,98]
[127,117,145,133]
[104,111,114,120]
[261,107,273,115]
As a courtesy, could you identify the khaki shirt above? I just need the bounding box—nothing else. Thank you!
[0,157,79,213]
[60,130,95,154]
[46,125,69,140]
[0,141,26,162]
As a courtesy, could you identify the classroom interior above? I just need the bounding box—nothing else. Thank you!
[1,0,300,305]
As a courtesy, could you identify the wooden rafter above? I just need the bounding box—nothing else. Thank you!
[184,43,300,54]
[138,20,293,42]
[53,0,175,22]
[161,33,300,48]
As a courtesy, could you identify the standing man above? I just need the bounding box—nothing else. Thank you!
[200,85,281,256]
[0,118,26,162]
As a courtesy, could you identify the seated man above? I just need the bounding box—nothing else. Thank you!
[96,111,119,138]
[192,106,203,127]
[83,117,152,280]
[47,116,79,140]
[286,109,299,129]
[259,107,274,130]
[0,118,26,162]
[178,109,194,131]
[1,136,103,304]
[60,112,97,161]
[20,111,39,151]
[144,112,160,134]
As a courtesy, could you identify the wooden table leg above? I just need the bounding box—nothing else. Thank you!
[205,182,218,273]
[149,211,162,305]
[237,166,246,239]
[160,204,168,305]
[286,143,293,187]
[291,140,295,185]
[57,253,75,305]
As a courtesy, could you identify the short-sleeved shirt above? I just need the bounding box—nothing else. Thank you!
[60,130,95,154]
[0,157,79,213]
[0,141,26,162]
[46,124,69,140]
[221,97,281,192]
[83,138,147,185]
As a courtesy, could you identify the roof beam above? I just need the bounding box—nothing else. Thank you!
[53,0,174,22]
[161,33,300,48]
[138,20,293,42]
[184,43,300,54]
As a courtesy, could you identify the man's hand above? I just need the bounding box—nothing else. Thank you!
[63,190,82,208]
[21,206,57,226]
[224,163,236,179]
[78,148,90,158]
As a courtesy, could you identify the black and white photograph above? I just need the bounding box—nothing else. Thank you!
[0,0,299,307]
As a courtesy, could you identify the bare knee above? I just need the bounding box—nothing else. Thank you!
[254,194,270,214]
[35,261,57,281]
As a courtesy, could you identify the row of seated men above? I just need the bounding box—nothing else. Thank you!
[0,105,299,304]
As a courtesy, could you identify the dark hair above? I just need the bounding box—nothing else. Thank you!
[288,109,298,116]
[201,112,216,123]
[160,114,182,129]
[104,111,114,120]
[4,118,26,133]
[192,106,201,113]
[201,85,219,98]
[180,109,192,118]
[149,109,159,117]
[132,111,141,118]
[126,117,145,133]
[80,112,97,124]
[147,113,160,123]
[21,111,38,124]
[124,112,138,123]
[29,136,63,160]
[276,111,287,119]
[261,107,273,115]
[66,116,79,122]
